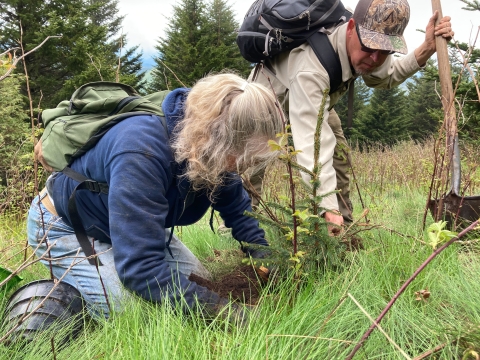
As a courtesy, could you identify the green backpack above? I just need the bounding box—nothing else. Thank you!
[40,81,170,171]
[39,81,171,266]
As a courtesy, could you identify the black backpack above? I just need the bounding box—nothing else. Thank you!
[237,0,352,94]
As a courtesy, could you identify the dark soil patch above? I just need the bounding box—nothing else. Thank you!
[189,265,264,305]
[344,234,365,251]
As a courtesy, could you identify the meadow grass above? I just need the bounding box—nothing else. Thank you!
[1,139,479,359]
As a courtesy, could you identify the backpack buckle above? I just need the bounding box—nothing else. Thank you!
[85,180,102,193]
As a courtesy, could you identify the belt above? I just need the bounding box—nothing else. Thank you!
[40,188,58,216]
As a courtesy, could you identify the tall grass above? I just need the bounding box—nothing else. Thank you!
[1,139,480,359]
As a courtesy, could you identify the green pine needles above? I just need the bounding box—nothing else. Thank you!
[245,89,345,276]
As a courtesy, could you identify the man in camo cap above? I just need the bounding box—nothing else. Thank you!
[354,0,410,56]
[248,0,453,235]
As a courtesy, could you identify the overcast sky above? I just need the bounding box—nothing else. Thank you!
[117,0,480,69]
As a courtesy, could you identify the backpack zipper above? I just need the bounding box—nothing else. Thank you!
[300,10,311,30]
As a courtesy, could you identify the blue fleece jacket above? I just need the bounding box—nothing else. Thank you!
[49,88,268,308]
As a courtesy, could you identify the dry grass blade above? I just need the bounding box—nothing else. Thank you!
[347,293,412,360]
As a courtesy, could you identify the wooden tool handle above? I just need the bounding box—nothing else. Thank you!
[431,0,459,193]
[431,0,454,117]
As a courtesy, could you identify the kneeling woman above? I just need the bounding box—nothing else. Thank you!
[28,73,283,319]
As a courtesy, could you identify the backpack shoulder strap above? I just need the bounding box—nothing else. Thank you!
[62,167,108,266]
[307,32,343,95]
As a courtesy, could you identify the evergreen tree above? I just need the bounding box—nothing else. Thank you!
[452,0,480,144]
[150,0,208,90]
[422,39,480,144]
[150,0,252,91]
[0,60,30,189]
[0,0,144,108]
[354,86,410,145]
[200,0,251,77]
[334,78,371,139]
[460,0,480,11]
[405,63,443,140]
[87,0,124,38]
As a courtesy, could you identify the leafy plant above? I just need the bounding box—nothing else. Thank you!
[0,266,22,298]
[427,221,458,250]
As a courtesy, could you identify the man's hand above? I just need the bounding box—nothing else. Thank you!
[415,11,454,66]
[34,140,54,172]
[324,211,343,236]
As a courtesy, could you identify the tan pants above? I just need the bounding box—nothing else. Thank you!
[246,109,353,222]
[328,109,353,222]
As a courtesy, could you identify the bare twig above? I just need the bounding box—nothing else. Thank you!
[87,53,104,81]
[17,20,52,277]
[20,22,35,134]
[453,28,480,102]
[116,31,123,83]
[345,150,368,222]
[241,173,280,224]
[412,342,448,360]
[0,48,19,57]
[156,59,187,88]
[19,21,48,268]
[0,233,57,289]
[0,248,82,344]
[93,240,111,312]
[28,88,44,262]
[0,35,61,82]
[51,337,57,360]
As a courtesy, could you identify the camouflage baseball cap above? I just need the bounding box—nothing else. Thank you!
[353,0,410,54]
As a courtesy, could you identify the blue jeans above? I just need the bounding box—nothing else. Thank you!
[27,193,212,319]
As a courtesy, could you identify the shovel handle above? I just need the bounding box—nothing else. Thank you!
[431,1,452,106]
[431,0,460,194]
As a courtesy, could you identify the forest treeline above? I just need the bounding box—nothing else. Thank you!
[0,0,479,212]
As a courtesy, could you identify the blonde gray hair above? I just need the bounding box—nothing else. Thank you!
[171,73,284,193]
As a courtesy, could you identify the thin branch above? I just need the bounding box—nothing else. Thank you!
[454,29,480,102]
[116,31,123,83]
[0,47,19,57]
[0,234,57,289]
[412,342,448,360]
[19,20,50,272]
[0,248,83,344]
[87,53,103,81]
[241,174,280,224]
[156,59,187,88]
[0,35,61,81]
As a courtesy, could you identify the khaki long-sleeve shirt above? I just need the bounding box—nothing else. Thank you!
[251,23,422,211]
